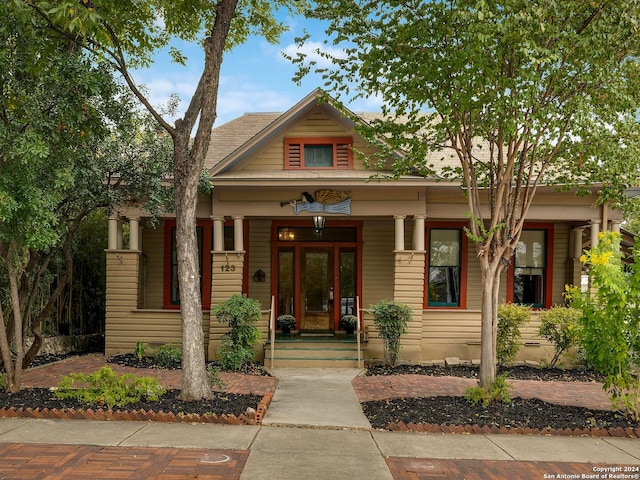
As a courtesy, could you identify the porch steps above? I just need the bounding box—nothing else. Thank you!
[264,335,364,368]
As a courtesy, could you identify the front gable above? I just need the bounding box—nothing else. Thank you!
[208,90,379,178]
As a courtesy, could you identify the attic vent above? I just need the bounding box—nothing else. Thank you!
[336,143,350,168]
[284,137,353,170]
[286,143,302,168]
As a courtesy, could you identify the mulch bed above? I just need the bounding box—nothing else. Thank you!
[361,363,640,437]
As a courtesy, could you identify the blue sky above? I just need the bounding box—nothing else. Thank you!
[131,14,382,127]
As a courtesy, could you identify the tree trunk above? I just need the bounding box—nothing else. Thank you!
[174,134,213,401]
[478,259,501,388]
[4,242,24,393]
[0,302,15,393]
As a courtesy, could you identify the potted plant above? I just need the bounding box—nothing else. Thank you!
[339,315,358,334]
[277,314,296,334]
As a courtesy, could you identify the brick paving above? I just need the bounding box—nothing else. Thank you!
[352,373,611,410]
[386,457,602,480]
[0,442,248,480]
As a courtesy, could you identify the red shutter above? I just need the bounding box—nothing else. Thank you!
[336,143,351,168]
[286,142,302,169]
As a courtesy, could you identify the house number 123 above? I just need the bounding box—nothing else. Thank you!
[220,265,236,272]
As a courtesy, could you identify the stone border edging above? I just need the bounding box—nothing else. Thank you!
[386,421,640,438]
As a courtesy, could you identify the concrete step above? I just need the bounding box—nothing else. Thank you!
[264,356,362,368]
[264,339,364,368]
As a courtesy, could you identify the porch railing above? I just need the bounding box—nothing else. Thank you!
[269,295,275,369]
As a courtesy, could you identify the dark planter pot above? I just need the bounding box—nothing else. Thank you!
[345,327,355,335]
[281,327,291,335]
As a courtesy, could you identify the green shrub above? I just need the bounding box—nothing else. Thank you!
[55,366,165,409]
[539,306,582,366]
[134,341,146,360]
[152,344,182,368]
[214,294,262,371]
[567,231,640,420]
[372,300,411,366]
[464,373,512,407]
[207,364,226,390]
[497,303,530,366]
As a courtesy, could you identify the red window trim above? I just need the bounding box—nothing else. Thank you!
[506,223,554,309]
[284,137,353,170]
[424,222,468,309]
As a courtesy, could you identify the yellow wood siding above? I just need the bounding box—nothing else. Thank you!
[141,224,164,309]
[393,251,426,362]
[551,224,570,305]
[362,221,395,306]
[247,220,272,342]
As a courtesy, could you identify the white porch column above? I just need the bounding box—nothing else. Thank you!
[413,215,426,251]
[611,220,622,233]
[573,227,584,259]
[233,215,244,251]
[213,216,224,252]
[128,217,139,251]
[590,219,601,249]
[108,215,119,250]
[394,215,406,251]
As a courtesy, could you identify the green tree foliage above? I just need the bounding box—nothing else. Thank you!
[23,0,306,400]
[567,232,640,420]
[372,300,411,366]
[294,0,640,387]
[0,4,173,392]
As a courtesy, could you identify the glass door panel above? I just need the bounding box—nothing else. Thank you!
[301,248,333,331]
[278,250,295,320]
[339,250,356,317]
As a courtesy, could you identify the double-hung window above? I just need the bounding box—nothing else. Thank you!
[426,227,467,308]
[509,226,553,308]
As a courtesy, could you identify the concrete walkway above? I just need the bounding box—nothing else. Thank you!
[263,368,371,429]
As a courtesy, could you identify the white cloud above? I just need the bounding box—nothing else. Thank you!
[280,41,346,68]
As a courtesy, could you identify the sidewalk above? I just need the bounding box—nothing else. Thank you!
[0,357,638,479]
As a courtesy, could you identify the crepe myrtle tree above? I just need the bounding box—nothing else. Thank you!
[293,0,640,388]
[0,4,174,392]
[23,0,307,400]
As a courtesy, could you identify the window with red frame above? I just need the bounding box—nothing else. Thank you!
[426,226,467,308]
[284,137,352,169]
